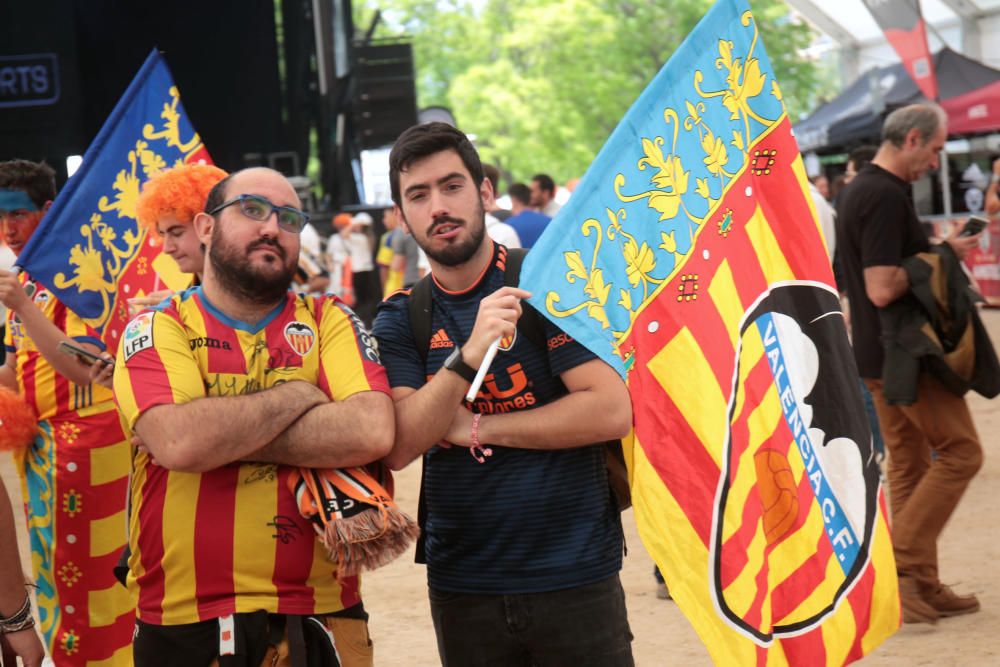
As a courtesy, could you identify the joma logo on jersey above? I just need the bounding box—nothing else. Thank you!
[284,321,315,356]
[189,337,232,351]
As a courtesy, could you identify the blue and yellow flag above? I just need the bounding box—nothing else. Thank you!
[17,49,210,352]
[520,0,900,664]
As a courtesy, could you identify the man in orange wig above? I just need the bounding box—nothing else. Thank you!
[135,162,228,287]
[88,163,228,389]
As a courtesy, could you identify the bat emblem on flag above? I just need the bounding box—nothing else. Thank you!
[712,284,879,642]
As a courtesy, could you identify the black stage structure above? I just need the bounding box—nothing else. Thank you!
[0,0,417,212]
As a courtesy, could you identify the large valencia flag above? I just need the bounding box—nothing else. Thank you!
[520,0,900,664]
[17,49,210,353]
[862,0,938,102]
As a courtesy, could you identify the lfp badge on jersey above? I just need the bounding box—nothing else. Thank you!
[123,312,155,361]
[711,283,879,643]
[284,321,316,356]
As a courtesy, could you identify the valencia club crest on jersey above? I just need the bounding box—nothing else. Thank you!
[284,321,316,356]
[498,329,517,352]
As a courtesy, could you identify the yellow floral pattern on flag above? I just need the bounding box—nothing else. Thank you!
[52,85,203,332]
[544,11,773,363]
[18,66,208,348]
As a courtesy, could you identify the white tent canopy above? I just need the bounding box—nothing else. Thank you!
[786,0,1000,83]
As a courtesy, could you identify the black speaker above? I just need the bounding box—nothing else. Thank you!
[352,41,417,150]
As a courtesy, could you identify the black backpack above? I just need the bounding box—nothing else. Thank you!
[406,247,631,513]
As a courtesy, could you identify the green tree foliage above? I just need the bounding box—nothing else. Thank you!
[360,0,824,183]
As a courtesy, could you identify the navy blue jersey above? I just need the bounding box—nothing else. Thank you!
[373,243,623,594]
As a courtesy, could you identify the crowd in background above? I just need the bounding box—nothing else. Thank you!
[292,166,569,328]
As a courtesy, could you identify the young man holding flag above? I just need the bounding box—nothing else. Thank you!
[0,159,134,665]
[372,122,634,666]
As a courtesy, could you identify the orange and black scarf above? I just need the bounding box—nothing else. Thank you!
[289,464,419,577]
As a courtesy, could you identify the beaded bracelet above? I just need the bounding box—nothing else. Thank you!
[0,594,35,634]
[469,413,493,464]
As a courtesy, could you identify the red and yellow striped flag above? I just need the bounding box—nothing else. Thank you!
[520,0,900,663]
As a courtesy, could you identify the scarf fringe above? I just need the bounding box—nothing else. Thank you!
[321,504,421,577]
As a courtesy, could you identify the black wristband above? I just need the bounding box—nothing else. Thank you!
[443,347,478,384]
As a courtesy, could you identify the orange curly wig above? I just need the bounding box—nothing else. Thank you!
[0,386,37,452]
[136,163,228,238]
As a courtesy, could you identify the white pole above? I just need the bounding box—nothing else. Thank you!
[941,147,952,217]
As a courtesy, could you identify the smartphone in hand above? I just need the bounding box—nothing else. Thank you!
[958,215,989,238]
[57,341,112,366]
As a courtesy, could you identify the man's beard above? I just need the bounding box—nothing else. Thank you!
[208,227,296,306]
[410,202,487,267]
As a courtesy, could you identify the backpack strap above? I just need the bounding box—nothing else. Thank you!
[503,248,547,353]
[407,275,434,365]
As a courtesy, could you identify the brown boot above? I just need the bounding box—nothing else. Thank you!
[899,576,939,624]
[923,584,980,617]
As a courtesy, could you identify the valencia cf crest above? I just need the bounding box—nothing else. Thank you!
[284,321,316,357]
[711,283,879,644]
[498,329,517,352]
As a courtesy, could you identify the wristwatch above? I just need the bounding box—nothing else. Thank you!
[443,347,477,383]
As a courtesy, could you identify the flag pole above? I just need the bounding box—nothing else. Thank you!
[466,337,500,402]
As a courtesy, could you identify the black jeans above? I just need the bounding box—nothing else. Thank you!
[429,575,634,667]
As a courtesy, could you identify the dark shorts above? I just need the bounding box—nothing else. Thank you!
[429,574,634,667]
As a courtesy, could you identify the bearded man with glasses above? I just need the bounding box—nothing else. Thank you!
[112,167,393,665]
[0,159,135,665]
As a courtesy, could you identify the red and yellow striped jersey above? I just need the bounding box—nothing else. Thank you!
[113,287,390,625]
[4,274,113,420]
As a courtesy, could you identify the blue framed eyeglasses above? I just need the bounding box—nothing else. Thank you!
[209,194,309,233]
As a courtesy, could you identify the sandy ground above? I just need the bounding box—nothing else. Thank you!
[3,313,1000,666]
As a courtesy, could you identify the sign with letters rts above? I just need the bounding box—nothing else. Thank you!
[0,54,60,108]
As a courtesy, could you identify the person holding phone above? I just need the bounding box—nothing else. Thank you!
[958,215,988,238]
[0,160,135,665]
[836,105,984,625]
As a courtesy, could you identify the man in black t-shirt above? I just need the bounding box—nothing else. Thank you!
[836,104,983,625]
[373,123,634,666]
